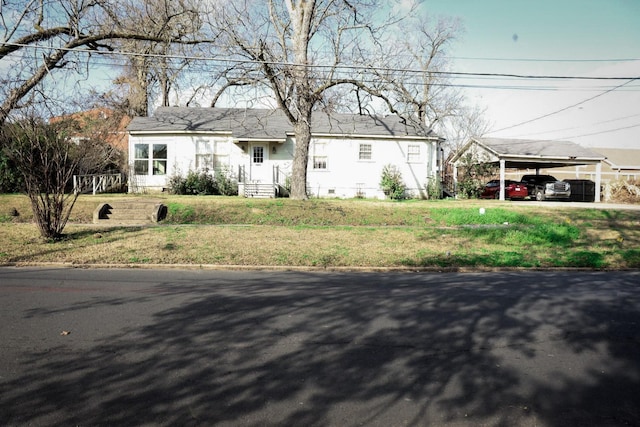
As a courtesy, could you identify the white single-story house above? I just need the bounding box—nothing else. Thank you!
[127,107,444,198]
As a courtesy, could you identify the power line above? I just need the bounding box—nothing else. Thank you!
[3,41,640,82]
[487,78,639,134]
[452,56,640,63]
[557,122,640,139]
[510,113,640,138]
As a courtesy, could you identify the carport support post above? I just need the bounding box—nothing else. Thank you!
[499,159,506,201]
[453,165,458,198]
[595,161,602,202]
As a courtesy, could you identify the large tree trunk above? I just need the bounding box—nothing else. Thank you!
[286,0,314,200]
[290,118,312,199]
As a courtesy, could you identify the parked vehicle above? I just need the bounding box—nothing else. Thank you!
[480,179,529,200]
[521,174,571,201]
[564,179,596,202]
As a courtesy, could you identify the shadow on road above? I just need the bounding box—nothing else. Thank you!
[1,270,639,426]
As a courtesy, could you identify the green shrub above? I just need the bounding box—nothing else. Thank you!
[380,164,406,200]
[0,151,24,193]
[214,166,238,196]
[169,169,216,195]
[169,168,238,196]
[455,152,497,199]
[168,173,187,195]
[424,176,441,200]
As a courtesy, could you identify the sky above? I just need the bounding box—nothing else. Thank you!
[419,0,640,148]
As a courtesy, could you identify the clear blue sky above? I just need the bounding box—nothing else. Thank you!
[423,0,640,62]
[419,0,640,148]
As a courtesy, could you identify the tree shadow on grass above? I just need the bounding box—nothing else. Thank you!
[1,270,639,426]
[4,226,146,263]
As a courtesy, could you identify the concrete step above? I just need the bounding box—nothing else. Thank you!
[245,184,275,198]
[106,210,153,221]
[93,200,166,225]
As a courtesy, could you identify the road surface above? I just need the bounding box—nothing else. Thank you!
[1,267,639,426]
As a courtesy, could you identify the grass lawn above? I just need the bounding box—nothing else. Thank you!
[1,194,639,270]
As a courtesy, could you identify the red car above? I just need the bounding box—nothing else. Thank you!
[480,180,529,200]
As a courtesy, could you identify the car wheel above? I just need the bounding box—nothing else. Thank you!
[494,191,500,199]
[535,190,545,201]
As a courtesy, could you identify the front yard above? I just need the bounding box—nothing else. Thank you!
[1,194,639,269]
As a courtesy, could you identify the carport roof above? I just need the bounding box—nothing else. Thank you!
[452,137,606,169]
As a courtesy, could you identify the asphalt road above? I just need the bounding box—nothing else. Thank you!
[1,267,639,426]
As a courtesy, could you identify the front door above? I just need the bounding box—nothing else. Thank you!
[250,144,270,182]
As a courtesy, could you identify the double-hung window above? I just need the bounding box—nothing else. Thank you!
[313,142,327,169]
[407,144,421,162]
[358,143,372,160]
[152,144,167,175]
[213,141,229,169]
[134,144,149,175]
[196,139,214,170]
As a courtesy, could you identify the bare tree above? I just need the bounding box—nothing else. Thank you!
[350,16,464,131]
[439,104,491,155]
[208,0,403,200]
[0,0,205,124]
[1,116,82,238]
[108,0,206,116]
[205,1,471,199]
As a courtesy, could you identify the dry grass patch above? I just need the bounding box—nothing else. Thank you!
[2,194,640,269]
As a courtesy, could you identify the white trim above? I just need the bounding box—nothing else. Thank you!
[305,133,438,141]
[129,130,233,136]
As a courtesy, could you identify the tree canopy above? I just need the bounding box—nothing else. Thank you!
[1,0,484,199]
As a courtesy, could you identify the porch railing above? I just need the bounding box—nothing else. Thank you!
[273,165,290,197]
[73,173,123,195]
[237,164,291,198]
[238,165,246,183]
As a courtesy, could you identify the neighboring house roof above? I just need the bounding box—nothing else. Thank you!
[590,147,640,171]
[451,137,605,169]
[127,107,439,140]
[51,108,131,152]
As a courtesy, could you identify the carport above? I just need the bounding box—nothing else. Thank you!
[451,138,606,202]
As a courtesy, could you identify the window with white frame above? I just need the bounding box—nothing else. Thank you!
[213,140,229,169]
[134,143,167,175]
[407,144,421,162]
[134,144,149,175]
[152,144,167,175]
[196,139,213,170]
[313,142,327,169]
[359,143,372,160]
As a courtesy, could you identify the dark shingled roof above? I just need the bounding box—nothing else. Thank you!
[451,137,606,169]
[474,137,605,159]
[127,107,437,139]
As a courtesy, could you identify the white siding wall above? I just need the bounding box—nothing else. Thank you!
[129,132,438,197]
[128,133,241,192]
[306,136,437,198]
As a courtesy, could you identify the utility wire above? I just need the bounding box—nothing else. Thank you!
[3,41,640,81]
[510,113,640,138]
[557,122,640,139]
[488,78,639,134]
[452,56,640,63]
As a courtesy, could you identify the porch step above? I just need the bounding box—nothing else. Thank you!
[244,183,276,198]
[93,200,166,225]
